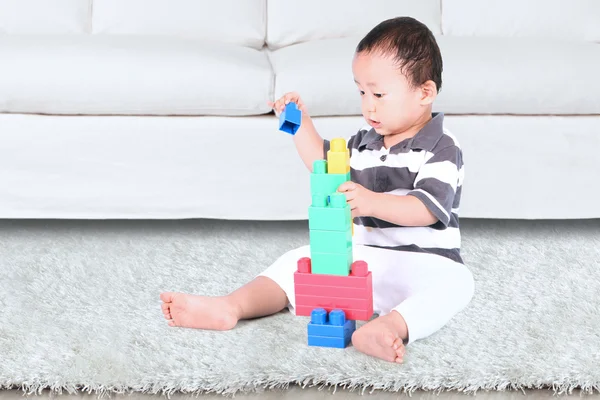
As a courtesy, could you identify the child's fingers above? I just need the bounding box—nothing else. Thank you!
[337,182,356,192]
[284,91,301,105]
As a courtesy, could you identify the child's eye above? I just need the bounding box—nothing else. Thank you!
[359,90,365,96]
[374,93,383,98]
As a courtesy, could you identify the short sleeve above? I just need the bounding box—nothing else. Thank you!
[407,146,463,226]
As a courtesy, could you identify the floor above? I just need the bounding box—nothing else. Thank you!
[2,219,598,399]
[0,387,596,399]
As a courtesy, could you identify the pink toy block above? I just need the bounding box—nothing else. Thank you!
[296,305,373,321]
[295,283,370,299]
[294,258,374,321]
[297,257,311,273]
[296,294,371,310]
[294,258,372,288]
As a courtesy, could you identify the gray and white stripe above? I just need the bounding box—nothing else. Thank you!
[324,113,464,264]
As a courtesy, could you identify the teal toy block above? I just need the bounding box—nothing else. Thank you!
[313,159,327,174]
[310,171,351,197]
[308,193,351,232]
[310,159,350,196]
[310,248,353,276]
[309,229,352,254]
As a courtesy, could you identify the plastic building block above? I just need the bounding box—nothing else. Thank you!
[307,335,349,348]
[307,308,355,348]
[308,193,351,231]
[297,257,312,273]
[295,258,372,286]
[294,259,374,320]
[297,294,370,310]
[297,305,372,321]
[279,102,302,135]
[307,309,356,337]
[310,171,351,197]
[310,249,353,276]
[309,229,352,254]
[295,282,370,299]
[327,138,350,174]
[313,159,327,174]
[310,159,350,196]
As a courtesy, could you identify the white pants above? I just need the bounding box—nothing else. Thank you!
[258,244,475,345]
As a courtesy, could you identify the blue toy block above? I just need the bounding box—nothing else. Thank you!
[279,102,302,135]
[306,308,355,348]
[308,309,356,337]
[307,335,350,348]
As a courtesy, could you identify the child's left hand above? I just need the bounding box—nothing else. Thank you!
[337,182,376,218]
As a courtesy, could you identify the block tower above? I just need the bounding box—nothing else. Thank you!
[279,103,374,349]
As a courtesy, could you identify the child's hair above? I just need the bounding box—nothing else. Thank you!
[356,16,443,93]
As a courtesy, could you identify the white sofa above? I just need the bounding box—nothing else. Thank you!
[1,0,599,220]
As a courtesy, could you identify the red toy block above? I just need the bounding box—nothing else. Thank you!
[296,294,371,310]
[297,257,312,273]
[296,305,373,321]
[295,283,370,299]
[294,270,370,288]
[294,260,372,289]
[293,257,374,321]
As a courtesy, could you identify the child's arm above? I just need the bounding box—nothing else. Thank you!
[369,194,438,227]
[269,92,323,172]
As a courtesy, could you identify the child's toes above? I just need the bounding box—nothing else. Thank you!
[392,338,406,362]
[161,303,172,319]
[392,337,403,350]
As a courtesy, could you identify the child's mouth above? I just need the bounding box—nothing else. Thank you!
[369,119,381,128]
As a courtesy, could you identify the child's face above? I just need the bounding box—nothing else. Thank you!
[352,51,426,136]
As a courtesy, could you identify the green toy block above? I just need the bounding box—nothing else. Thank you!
[310,248,354,276]
[310,171,351,197]
[309,229,352,254]
[313,159,327,174]
[308,193,351,232]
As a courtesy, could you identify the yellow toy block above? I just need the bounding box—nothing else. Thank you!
[327,138,350,174]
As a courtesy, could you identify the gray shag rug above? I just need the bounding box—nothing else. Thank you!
[0,218,599,397]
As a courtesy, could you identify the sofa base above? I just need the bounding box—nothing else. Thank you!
[0,113,598,220]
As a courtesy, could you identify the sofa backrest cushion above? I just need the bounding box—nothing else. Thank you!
[266,0,441,50]
[0,0,90,34]
[442,0,600,42]
[92,0,266,49]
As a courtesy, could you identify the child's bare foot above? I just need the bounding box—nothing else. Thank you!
[160,292,240,330]
[351,311,407,363]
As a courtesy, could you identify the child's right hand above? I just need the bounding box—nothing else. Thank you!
[267,92,308,117]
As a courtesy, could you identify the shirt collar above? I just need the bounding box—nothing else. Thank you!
[358,112,445,152]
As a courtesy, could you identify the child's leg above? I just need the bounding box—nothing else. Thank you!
[160,245,309,330]
[350,246,475,363]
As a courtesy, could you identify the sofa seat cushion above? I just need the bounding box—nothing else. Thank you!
[0,35,273,116]
[270,36,600,116]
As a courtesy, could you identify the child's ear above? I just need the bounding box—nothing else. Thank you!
[420,80,437,105]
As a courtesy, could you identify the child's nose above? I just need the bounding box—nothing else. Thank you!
[363,99,376,112]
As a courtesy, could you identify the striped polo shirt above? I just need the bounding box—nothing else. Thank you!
[323,112,464,264]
